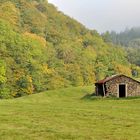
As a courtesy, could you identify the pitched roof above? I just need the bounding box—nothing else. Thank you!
[95,74,140,84]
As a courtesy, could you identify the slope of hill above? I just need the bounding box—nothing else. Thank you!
[0,0,132,98]
[103,27,140,47]
[102,28,140,71]
[0,86,140,139]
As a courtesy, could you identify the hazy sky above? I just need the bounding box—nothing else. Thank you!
[48,0,140,33]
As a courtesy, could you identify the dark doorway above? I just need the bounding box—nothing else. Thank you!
[119,84,126,97]
[96,84,104,96]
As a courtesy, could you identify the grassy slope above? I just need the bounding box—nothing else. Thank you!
[0,86,140,140]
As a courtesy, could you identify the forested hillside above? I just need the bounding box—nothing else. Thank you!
[102,27,140,47]
[0,0,132,98]
[102,28,140,68]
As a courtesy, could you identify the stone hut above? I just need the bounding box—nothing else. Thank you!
[95,74,140,97]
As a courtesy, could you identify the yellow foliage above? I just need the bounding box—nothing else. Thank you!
[86,66,96,84]
[22,75,34,95]
[65,64,84,86]
[47,75,66,90]
[15,69,25,81]
[113,63,131,76]
[23,32,47,47]
[83,47,97,62]
[42,64,54,74]
[27,75,33,83]
[26,75,34,94]
[0,2,20,27]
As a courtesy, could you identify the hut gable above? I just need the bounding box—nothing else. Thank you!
[95,74,140,97]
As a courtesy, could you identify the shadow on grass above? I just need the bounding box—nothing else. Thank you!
[81,93,140,101]
[81,93,103,101]
[112,96,140,100]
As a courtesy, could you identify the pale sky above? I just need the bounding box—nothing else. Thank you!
[48,0,140,33]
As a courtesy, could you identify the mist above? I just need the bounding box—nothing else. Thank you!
[48,0,140,33]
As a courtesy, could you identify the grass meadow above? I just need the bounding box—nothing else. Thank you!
[0,86,140,140]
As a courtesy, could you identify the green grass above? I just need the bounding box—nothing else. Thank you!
[0,86,140,140]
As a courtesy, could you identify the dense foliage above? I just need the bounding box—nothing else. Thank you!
[0,0,132,98]
[102,27,140,46]
[102,28,140,72]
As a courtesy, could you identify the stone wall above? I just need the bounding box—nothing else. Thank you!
[105,75,140,97]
